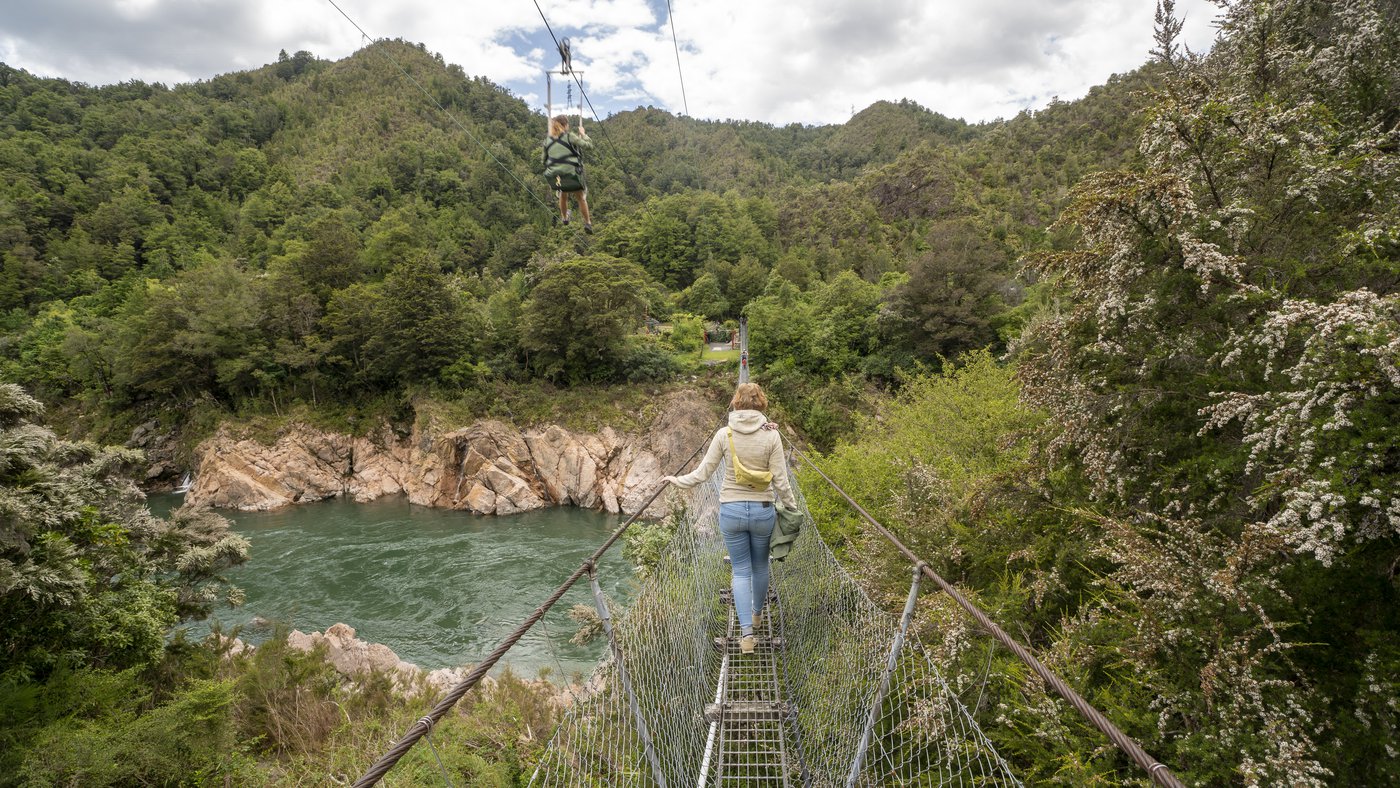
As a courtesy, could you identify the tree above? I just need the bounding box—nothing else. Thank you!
[362,252,480,385]
[520,254,649,384]
[880,219,1006,364]
[676,271,728,320]
[279,214,363,302]
[720,255,768,315]
[0,383,246,680]
[112,257,267,403]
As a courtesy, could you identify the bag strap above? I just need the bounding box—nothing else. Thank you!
[728,428,755,478]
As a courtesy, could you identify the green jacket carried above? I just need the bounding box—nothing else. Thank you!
[770,501,804,561]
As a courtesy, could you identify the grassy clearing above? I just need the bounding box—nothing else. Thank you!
[702,346,740,363]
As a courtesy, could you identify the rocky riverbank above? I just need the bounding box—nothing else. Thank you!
[183,390,718,515]
[227,622,574,700]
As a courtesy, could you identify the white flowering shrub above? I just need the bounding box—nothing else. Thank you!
[1015,0,1400,783]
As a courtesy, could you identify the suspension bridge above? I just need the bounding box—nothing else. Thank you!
[314,4,1185,783]
[346,319,1183,788]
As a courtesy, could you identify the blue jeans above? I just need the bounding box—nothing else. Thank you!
[719,501,775,633]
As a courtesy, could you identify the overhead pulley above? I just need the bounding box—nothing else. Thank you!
[558,38,573,74]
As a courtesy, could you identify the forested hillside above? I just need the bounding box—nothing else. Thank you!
[2,0,1396,784]
[0,34,1150,449]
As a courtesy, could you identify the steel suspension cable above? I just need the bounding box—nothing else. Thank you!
[322,0,555,213]
[664,0,690,117]
[662,0,703,191]
[782,437,1187,788]
[351,440,705,788]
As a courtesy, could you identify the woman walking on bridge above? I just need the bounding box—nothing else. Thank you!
[664,383,797,654]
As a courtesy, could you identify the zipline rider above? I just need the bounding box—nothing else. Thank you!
[543,114,594,233]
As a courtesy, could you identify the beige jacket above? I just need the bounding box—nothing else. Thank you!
[670,410,798,509]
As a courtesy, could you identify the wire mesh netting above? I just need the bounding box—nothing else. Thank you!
[528,464,1021,786]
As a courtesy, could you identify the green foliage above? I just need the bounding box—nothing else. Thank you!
[677,271,729,319]
[1007,2,1400,782]
[800,352,1043,553]
[362,252,481,385]
[0,629,560,787]
[620,334,683,384]
[745,272,895,447]
[622,503,683,579]
[14,676,242,786]
[220,633,554,786]
[0,383,247,682]
[663,311,705,356]
[520,254,651,384]
[0,384,251,783]
[879,218,1008,364]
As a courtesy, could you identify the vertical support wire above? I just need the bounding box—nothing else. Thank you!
[846,563,923,787]
[590,566,669,787]
[423,727,456,788]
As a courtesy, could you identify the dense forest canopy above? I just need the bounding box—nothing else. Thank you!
[1,0,1397,784]
[0,35,1154,446]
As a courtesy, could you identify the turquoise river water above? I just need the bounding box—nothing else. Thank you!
[156,495,632,680]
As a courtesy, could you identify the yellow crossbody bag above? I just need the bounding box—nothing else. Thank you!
[727,429,773,491]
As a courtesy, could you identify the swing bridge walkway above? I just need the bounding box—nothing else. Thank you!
[350,335,1184,788]
[301,2,1181,779]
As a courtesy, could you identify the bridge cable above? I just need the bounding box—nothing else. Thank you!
[351,440,707,788]
[662,0,703,192]
[663,0,690,117]
[781,435,1187,788]
[528,0,648,194]
[321,0,555,214]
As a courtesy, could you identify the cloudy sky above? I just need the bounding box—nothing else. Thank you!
[0,0,1220,125]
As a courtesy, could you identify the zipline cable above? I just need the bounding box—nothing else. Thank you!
[664,0,690,117]
[322,0,555,214]
[662,0,703,191]
[351,440,707,788]
[528,0,647,192]
[781,435,1186,788]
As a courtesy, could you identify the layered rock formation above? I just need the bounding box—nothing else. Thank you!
[185,390,718,515]
[280,624,540,696]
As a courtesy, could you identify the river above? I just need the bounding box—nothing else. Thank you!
[156,495,632,680]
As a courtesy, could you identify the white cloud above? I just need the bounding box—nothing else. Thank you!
[0,0,1221,124]
[627,0,1221,123]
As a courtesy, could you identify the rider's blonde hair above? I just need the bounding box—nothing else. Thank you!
[549,114,569,136]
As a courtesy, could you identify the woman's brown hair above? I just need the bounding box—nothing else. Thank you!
[549,114,569,136]
[731,382,768,411]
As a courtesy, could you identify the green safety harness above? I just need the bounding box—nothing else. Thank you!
[542,135,586,192]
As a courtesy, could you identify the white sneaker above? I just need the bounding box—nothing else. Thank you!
[740,635,756,654]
